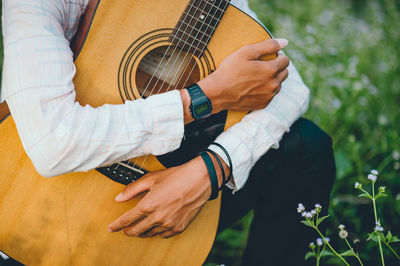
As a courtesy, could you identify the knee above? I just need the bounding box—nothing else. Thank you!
[284,118,335,174]
[296,118,333,158]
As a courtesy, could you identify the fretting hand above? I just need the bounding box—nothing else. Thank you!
[180,38,290,123]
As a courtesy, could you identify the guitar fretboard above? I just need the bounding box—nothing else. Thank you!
[169,0,230,57]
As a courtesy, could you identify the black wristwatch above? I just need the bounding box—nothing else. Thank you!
[186,83,212,120]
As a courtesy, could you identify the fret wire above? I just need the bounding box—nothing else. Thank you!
[176,20,213,39]
[176,0,230,87]
[181,11,218,31]
[173,0,230,47]
[173,1,229,54]
[171,0,230,56]
[189,0,227,14]
[173,30,210,47]
[184,3,225,23]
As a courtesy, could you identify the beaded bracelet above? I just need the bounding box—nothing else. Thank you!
[210,142,233,184]
[199,151,219,200]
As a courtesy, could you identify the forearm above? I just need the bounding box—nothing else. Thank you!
[6,89,185,177]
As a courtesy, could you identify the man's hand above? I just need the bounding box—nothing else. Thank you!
[107,156,222,239]
[180,38,290,123]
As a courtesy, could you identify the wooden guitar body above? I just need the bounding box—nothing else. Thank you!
[0,0,273,265]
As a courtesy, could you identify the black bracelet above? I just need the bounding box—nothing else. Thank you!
[199,151,219,200]
[205,149,226,190]
[210,142,233,184]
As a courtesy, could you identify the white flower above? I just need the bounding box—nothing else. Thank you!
[325,237,330,243]
[368,174,377,182]
[309,242,316,248]
[378,115,389,125]
[353,238,360,244]
[371,169,379,175]
[375,226,384,232]
[311,210,317,215]
[297,203,305,213]
[315,203,322,209]
[316,238,323,246]
[375,220,384,231]
[393,151,400,160]
[305,212,313,218]
[354,181,362,189]
[339,230,348,239]
[339,224,345,230]
[302,212,307,217]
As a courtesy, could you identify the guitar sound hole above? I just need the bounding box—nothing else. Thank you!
[136,45,201,97]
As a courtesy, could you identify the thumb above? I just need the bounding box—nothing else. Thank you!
[115,176,152,202]
[246,38,288,60]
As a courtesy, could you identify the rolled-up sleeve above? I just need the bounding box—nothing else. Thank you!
[209,62,310,192]
[1,0,184,177]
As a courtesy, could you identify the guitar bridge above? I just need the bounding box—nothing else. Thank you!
[96,160,148,185]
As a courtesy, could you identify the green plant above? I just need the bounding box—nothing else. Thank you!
[299,170,400,265]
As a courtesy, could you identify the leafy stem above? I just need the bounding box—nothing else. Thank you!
[384,242,400,260]
[372,181,385,266]
[316,244,321,266]
[312,225,350,266]
[344,238,363,266]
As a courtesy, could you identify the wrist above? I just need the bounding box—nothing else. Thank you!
[197,75,225,114]
[179,88,195,124]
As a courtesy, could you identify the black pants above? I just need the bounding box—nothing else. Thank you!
[217,118,336,266]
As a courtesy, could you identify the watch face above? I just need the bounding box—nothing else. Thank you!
[193,101,212,118]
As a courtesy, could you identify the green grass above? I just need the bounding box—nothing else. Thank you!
[207,0,400,265]
[1,0,399,265]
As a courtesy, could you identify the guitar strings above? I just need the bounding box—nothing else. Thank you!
[174,1,230,102]
[139,0,202,98]
[136,1,228,170]
[154,0,216,95]
[133,0,205,169]
[145,0,209,97]
[162,0,230,94]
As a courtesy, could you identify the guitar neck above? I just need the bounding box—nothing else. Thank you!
[169,0,231,57]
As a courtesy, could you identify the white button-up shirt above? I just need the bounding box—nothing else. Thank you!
[1,0,310,191]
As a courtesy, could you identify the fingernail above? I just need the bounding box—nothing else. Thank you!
[115,192,123,201]
[108,228,113,232]
[276,38,289,48]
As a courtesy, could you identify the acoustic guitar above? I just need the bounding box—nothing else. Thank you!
[0,0,275,265]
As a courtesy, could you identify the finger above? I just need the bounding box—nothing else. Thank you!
[274,85,282,95]
[277,68,289,84]
[275,54,290,73]
[122,218,155,237]
[140,226,169,238]
[108,208,145,232]
[246,38,288,60]
[115,175,153,202]
[160,230,176,239]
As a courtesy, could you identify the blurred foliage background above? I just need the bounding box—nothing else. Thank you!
[207,0,400,265]
[1,0,399,265]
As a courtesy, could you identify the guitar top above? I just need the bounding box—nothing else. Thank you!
[0,0,274,265]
